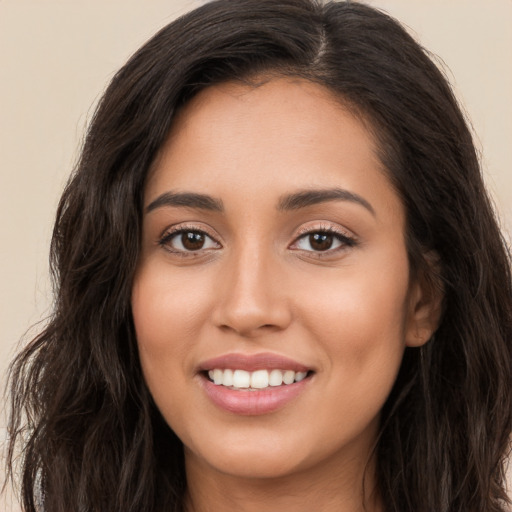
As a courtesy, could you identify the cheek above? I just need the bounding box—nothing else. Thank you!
[297,261,410,343]
[131,262,210,404]
[293,250,410,394]
[294,262,409,431]
[132,262,212,351]
[131,266,207,433]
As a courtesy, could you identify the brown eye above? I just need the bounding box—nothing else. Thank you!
[308,233,334,251]
[292,228,356,254]
[160,229,220,253]
[181,231,206,251]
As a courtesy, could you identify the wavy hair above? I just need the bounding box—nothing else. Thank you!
[5,1,512,511]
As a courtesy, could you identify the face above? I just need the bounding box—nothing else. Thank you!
[132,78,435,482]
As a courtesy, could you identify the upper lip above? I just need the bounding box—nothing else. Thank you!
[198,352,312,373]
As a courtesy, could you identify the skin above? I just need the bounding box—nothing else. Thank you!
[131,78,440,512]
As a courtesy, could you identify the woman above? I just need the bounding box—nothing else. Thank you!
[5,0,511,511]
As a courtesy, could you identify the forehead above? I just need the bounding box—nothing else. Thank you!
[165,78,375,157]
[145,78,402,227]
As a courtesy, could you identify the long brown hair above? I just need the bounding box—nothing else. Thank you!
[6,1,512,510]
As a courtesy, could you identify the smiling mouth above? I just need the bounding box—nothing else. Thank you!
[206,368,313,390]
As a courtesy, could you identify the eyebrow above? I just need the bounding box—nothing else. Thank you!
[145,187,375,216]
[146,191,224,213]
[277,188,375,215]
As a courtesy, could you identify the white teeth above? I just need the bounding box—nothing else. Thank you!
[295,371,307,382]
[232,370,250,388]
[250,369,269,389]
[283,370,295,385]
[223,368,234,387]
[269,369,283,386]
[207,369,309,389]
[213,368,223,385]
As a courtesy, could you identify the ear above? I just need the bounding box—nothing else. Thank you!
[405,252,444,347]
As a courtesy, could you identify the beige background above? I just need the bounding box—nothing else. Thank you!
[1,1,511,509]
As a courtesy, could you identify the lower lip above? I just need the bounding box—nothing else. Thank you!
[200,374,311,415]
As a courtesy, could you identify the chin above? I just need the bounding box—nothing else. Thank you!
[197,453,308,481]
[183,428,316,480]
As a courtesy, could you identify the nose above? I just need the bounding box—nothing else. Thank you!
[212,245,292,338]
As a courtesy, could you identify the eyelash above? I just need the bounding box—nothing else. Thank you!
[158,225,219,257]
[292,224,357,257]
[158,223,357,257]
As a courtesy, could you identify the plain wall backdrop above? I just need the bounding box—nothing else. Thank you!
[1,1,511,509]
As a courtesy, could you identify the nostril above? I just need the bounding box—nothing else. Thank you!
[217,322,285,337]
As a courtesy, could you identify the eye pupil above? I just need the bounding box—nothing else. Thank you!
[182,231,205,251]
[309,233,333,251]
